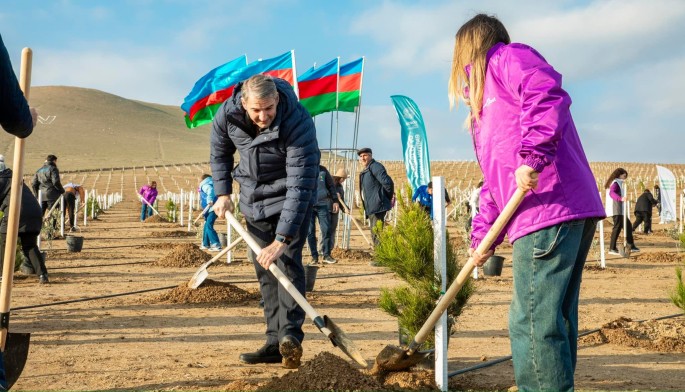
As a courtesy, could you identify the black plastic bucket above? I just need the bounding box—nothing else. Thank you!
[304,264,319,292]
[65,235,84,252]
[483,255,504,276]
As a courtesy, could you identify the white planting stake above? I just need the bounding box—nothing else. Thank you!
[59,195,65,237]
[180,189,185,226]
[37,190,42,247]
[432,177,447,391]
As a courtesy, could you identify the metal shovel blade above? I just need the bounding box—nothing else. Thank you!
[617,243,631,258]
[188,267,209,289]
[323,315,367,367]
[4,332,30,389]
[374,344,431,372]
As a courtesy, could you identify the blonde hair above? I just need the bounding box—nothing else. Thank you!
[448,14,510,126]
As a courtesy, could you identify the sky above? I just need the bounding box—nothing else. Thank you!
[2,0,684,163]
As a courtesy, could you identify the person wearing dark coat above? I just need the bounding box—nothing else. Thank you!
[32,154,65,215]
[306,165,339,264]
[654,184,663,223]
[358,147,394,247]
[633,189,658,234]
[210,74,319,370]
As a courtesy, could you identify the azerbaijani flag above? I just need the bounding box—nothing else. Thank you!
[182,55,248,129]
[182,51,297,128]
[338,57,364,112]
[297,58,339,117]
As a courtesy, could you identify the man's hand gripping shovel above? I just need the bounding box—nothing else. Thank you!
[373,188,527,372]
[224,211,367,367]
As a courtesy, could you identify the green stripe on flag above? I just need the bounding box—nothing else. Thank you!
[184,103,222,128]
[337,91,360,112]
[300,92,337,117]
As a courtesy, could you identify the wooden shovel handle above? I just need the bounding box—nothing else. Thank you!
[1,48,32,351]
[337,193,372,247]
[408,188,527,353]
[224,211,333,334]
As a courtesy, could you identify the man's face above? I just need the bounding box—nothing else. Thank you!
[359,152,372,167]
[242,95,279,129]
[427,187,433,195]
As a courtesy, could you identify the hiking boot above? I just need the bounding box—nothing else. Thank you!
[239,343,282,364]
[39,274,49,284]
[322,255,337,264]
[608,249,620,256]
[20,264,35,275]
[279,335,302,369]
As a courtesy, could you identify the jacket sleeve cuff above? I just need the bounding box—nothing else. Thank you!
[523,154,547,173]
[469,237,498,252]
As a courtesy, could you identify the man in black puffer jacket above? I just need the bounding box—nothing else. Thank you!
[358,147,394,247]
[211,74,319,369]
[32,154,65,215]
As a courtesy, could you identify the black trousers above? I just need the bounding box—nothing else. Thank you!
[62,192,77,228]
[0,232,48,276]
[632,211,652,234]
[610,215,634,250]
[245,206,312,346]
[368,211,387,248]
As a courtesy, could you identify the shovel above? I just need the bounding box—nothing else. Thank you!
[374,188,527,372]
[0,47,34,389]
[224,211,368,367]
[187,237,244,289]
[336,193,372,247]
[141,197,161,216]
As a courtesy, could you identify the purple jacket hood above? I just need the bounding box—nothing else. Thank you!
[470,42,605,250]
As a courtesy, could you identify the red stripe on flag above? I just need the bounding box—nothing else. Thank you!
[298,74,337,100]
[339,73,361,93]
[264,69,294,86]
[189,86,235,120]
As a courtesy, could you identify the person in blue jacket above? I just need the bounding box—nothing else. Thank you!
[210,74,319,369]
[412,181,451,219]
[198,174,221,251]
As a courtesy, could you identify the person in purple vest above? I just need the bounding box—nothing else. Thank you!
[138,181,158,221]
[448,14,606,392]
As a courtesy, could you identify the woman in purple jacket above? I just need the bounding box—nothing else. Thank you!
[138,181,158,221]
[449,14,605,391]
[605,168,638,254]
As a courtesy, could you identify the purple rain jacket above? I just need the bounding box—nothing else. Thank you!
[469,42,605,251]
[139,185,158,205]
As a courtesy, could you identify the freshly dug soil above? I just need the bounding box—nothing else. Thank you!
[331,247,373,261]
[147,279,260,304]
[149,230,195,238]
[137,242,179,251]
[579,317,685,352]
[635,251,685,263]
[258,352,385,391]
[583,265,618,273]
[152,243,211,267]
[144,215,168,223]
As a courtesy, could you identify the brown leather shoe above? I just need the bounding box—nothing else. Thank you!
[279,335,302,369]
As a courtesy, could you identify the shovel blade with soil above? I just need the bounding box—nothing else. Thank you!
[375,188,527,372]
[225,211,367,367]
[187,237,243,289]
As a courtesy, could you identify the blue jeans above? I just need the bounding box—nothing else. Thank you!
[510,218,597,392]
[140,203,153,221]
[307,204,331,258]
[202,211,221,248]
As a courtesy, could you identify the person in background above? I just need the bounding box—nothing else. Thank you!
[411,181,452,219]
[198,174,221,251]
[329,168,349,251]
[468,180,483,230]
[62,182,85,230]
[0,31,42,390]
[138,181,158,221]
[358,147,394,247]
[605,168,639,255]
[307,164,339,265]
[633,189,658,234]
[448,14,606,391]
[210,74,318,369]
[32,154,65,216]
[654,184,663,223]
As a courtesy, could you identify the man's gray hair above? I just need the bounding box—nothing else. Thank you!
[241,74,278,101]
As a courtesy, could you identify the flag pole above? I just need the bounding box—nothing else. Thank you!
[291,49,299,99]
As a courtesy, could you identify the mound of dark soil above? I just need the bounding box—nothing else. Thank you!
[149,230,195,238]
[635,252,684,263]
[143,215,168,223]
[579,317,685,352]
[583,265,618,273]
[331,248,372,261]
[259,352,384,391]
[137,242,179,251]
[152,243,211,267]
[149,279,260,304]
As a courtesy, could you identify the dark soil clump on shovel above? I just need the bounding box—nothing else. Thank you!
[147,279,260,304]
[259,352,385,391]
[152,243,211,267]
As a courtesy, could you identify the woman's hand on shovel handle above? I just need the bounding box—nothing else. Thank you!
[515,164,539,192]
[468,247,494,267]
[213,195,234,219]
[257,241,287,269]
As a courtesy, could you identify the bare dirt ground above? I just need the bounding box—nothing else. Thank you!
[8,194,685,391]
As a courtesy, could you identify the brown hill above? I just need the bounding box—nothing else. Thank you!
[0,86,211,172]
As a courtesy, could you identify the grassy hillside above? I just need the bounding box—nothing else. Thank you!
[0,86,211,172]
